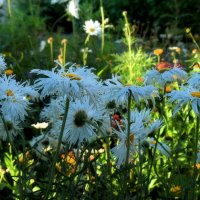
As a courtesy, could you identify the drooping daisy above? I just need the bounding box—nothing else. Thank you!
[0,75,38,122]
[67,0,79,19]
[144,67,188,87]
[0,54,6,73]
[111,110,162,167]
[104,74,159,106]
[166,85,200,115]
[83,20,102,36]
[187,73,200,88]
[31,63,102,102]
[62,96,105,145]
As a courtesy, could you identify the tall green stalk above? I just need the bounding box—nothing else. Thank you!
[44,98,70,200]
[191,114,200,199]
[100,0,105,53]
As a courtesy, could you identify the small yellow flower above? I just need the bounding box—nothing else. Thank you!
[171,185,181,193]
[61,39,68,45]
[192,48,198,54]
[153,49,163,56]
[5,69,13,75]
[176,47,181,53]
[196,163,200,169]
[185,28,191,34]
[47,37,54,44]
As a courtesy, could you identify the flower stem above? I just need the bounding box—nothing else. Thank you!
[100,0,105,53]
[44,98,70,200]
[191,114,200,199]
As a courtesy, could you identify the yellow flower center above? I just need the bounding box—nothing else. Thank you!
[150,140,157,145]
[191,92,200,98]
[89,27,95,33]
[6,89,14,96]
[63,73,81,80]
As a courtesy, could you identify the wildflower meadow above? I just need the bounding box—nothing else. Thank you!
[1,0,200,199]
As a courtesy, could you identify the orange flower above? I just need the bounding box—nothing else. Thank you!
[153,49,163,56]
[136,77,144,83]
[156,61,170,72]
[165,85,171,93]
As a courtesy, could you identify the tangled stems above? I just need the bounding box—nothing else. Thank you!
[44,98,70,200]
[191,114,200,199]
[0,113,24,199]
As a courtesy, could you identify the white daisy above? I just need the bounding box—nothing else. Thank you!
[83,20,102,36]
[31,63,102,102]
[63,97,105,145]
[51,0,67,4]
[187,73,200,88]
[40,96,65,123]
[0,75,38,122]
[144,67,188,87]
[0,54,6,73]
[111,110,162,167]
[104,75,159,106]
[32,122,49,130]
[166,86,200,115]
[67,0,79,19]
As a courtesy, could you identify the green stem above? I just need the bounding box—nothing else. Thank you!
[144,129,161,198]
[7,0,11,18]
[100,0,105,53]
[44,98,70,200]
[121,91,132,198]
[191,114,200,199]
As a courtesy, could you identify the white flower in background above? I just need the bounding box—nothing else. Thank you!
[32,122,49,130]
[31,63,102,102]
[62,96,105,145]
[51,0,67,4]
[144,68,188,87]
[111,113,162,167]
[83,20,102,36]
[0,54,6,73]
[80,47,93,53]
[167,86,200,115]
[67,0,79,19]
[40,96,65,122]
[0,117,21,141]
[0,75,38,122]
[30,134,63,161]
[104,75,159,106]
[39,40,46,52]
[0,0,5,7]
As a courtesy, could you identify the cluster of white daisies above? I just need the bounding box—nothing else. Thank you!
[1,52,200,166]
